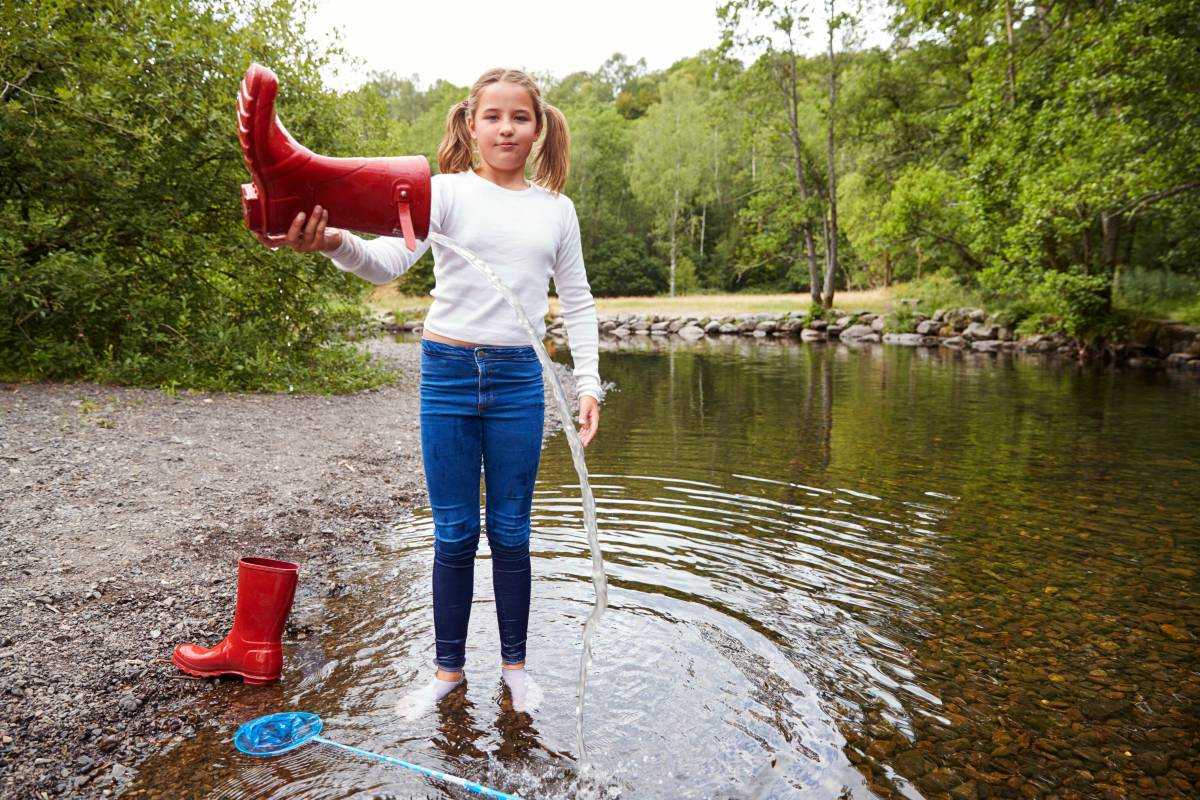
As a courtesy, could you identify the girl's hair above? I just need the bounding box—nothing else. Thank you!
[437,68,570,193]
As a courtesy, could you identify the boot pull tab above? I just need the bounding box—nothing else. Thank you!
[392,182,417,251]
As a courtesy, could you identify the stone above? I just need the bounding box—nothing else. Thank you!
[667,319,685,333]
[1126,357,1162,369]
[871,317,885,332]
[809,319,828,332]
[835,315,853,327]
[738,319,758,333]
[893,749,929,778]
[800,329,826,341]
[598,320,617,333]
[611,327,630,338]
[1081,698,1132,720]
[755,321,777,334]
[677,325,706,341]
[967,307,988,322]
[718,323,738,335]
[942,336,966,349]
[650,321,670,332]
[920,768,964,793]
[1134,751,1170,776]
[825,325,845,337]
[883,333,926,346]
[841,324,877,343]
[951,781,980,800]
[964,322,1000,341]
[704,320,722,334]
[1159,623,1190,641]
[916,319,941,336]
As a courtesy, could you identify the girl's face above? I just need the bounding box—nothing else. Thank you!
[469,81,539,176]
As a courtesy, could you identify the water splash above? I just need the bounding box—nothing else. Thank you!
[429,233,609,778]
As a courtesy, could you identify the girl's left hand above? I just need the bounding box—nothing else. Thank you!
[578,396,600,447]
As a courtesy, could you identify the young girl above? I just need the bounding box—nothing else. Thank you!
[258,68,602,714]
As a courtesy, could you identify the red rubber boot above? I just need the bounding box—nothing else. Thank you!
[172,557,299,685]
[237,62,431,250]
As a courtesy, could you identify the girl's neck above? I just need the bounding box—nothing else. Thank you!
[474,164,529,191]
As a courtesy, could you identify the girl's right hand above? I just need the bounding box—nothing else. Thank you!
[253,205,343,253]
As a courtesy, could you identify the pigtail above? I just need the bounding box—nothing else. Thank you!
[437,99,475,174]
[533,103,570,194]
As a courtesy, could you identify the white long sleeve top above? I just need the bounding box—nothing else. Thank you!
[323,169,602,400]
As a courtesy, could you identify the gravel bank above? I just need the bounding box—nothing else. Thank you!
[0,338,576,799]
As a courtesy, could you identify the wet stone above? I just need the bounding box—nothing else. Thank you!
[920,768,964,793]
[1134,751,1170,776]
[893,749,930,778]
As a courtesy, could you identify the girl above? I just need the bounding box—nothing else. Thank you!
[258,68,602,714]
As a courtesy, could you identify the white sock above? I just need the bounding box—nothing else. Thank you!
[501,667,542,714]
[396,673,463,720]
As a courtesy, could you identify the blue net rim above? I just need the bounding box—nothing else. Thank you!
[234,711,323,757]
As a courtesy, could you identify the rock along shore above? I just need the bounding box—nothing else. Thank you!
[386,306,1200,371]
[537,307,1199,371]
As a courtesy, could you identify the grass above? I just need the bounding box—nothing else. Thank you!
[1113,268,1200,325]
[367,284,900,319]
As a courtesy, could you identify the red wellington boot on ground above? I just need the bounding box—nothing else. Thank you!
[237,62,431,250]
[172,557,299,685]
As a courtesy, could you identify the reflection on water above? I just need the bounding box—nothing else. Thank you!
[127,338,1200,799]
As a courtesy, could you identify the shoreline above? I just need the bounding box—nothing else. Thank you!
[0,339,577,799]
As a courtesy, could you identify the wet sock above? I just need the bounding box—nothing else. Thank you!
[396,673,463,720]
[501,666,542,714]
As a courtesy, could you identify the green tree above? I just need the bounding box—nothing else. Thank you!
[629,75,712,297]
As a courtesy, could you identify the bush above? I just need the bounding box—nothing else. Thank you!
[585,235,668,296]
[884,302,918,333]
[0,0,395,392]
[1031,269,1120,343]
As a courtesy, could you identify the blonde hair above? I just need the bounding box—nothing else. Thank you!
[437,68,570,193]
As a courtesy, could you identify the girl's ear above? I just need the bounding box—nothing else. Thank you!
[466,113,476,140]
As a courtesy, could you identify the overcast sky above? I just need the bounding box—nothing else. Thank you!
[307,0,894,91]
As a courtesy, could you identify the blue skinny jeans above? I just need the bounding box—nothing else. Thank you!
[419,338,544,672]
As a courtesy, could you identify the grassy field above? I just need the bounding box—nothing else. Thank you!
[366,285,902,320]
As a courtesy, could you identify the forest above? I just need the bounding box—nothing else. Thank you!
[3,0,1198,389]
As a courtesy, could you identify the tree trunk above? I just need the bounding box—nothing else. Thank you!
[670,186,679,298]
[884,250,893,287]
[699,204,706,259]
[823,7,840,310]
[782,53,821,305]
[1004,0,1017,105]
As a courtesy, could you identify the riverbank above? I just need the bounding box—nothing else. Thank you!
[0,339,577,799]
[568,308,1200,371]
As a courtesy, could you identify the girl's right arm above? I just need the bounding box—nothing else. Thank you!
[323,228,432,285]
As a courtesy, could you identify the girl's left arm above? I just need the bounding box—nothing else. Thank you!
[553,200,602,445]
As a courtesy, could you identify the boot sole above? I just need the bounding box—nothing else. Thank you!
[172,653,279,685]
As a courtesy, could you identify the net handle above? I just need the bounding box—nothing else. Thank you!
[312,737,524,800]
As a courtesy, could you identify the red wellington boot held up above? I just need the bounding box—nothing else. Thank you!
[172,557,299,685]
[237,62,431,250]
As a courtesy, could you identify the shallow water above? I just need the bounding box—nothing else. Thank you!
[127,338,1200,799]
